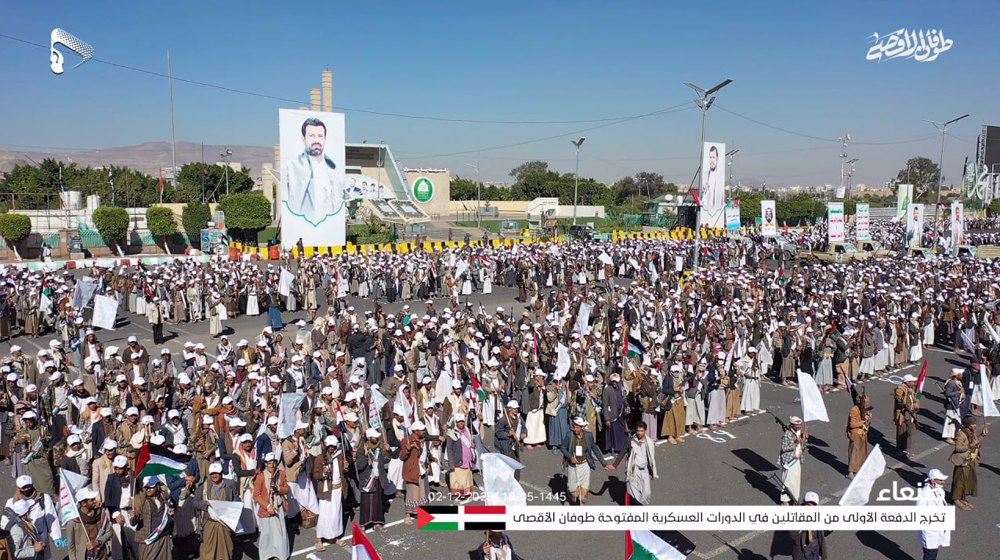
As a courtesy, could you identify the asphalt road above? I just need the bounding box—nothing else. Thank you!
[2,278,997,560]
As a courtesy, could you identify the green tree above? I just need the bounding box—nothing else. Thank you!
[218,193,271,242]
[182,201,211,242]
[509,161,549,182]
[146,206,178,254]
[450,177,478,201]
[988,199,1000,217]
[892,157,940,203]
[174,163,255,204]
[0,213,32,260]
[92,206,129,256]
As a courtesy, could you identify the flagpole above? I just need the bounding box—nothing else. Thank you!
[166,49,176,204]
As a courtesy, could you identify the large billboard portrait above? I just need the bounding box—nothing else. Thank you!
[761,200,776,237]
[906,203,924,248]
[699,141,726,228]
[950,201,965,247]
[279,109,347,249]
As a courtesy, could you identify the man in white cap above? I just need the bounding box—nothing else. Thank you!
[133,477,172,560]
[356,427,388,531]
[602,372,627,454]
[446,413,477,502]
[3,474,64,556]
[193,462,239,560]
[312,435,346,550]
[894,373,920,458]
[791,491,829,558]
[778,416,807,505]
[12,410,56,495]
[282,421,318,520]
[917,468,951,559]
[560,416,613,506]
[494,399,526,462]
[251,451,290,560]
[942,368,965,443]
[400,420,429,525]
[7,498,46,559]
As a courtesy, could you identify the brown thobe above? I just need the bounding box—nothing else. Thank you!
[845,405,869,474]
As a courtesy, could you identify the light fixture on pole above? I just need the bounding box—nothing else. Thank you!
[220,147,233,196]
[838,134,850,197]
[846,158,859,198]
[684,78,733,267]
[571,137,586,225]
[926,113,969,248]
[725,149,739,197]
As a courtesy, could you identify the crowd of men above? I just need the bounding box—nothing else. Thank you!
[0,219,994,560]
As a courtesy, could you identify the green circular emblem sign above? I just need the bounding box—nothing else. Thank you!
[412,176,434,203]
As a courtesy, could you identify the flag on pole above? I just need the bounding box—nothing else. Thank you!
[979,365,1000,417]
[352,522,381,560]
[914,360,928,400]
[481,453,526,507]
[135,443,190,481]
[626,531,691,560]
[470,373,486,402]
[158,170,165,197]
[797,369,829,422]
[626,336,645,360]
[690,189,702,208]
[838,444,887,506]
[844,375,858,403]
[57,468,89,526]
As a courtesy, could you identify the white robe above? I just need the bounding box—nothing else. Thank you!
[917,485,950,549]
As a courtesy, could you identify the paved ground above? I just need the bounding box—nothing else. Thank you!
[2,276,997,560]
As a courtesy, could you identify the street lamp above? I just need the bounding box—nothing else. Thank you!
[927,114,969,247]
[465,162,481,227]
[684,78,733,267]
[846,159,859,198]
[220,147,233,196]
[726,149,739,197]
[571,137,586,225]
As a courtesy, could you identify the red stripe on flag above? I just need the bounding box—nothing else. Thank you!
[624,492,633,559]
[916,360,928,395]
[464,505,505,515]
[691,189,702,208]
[353,522,382,559]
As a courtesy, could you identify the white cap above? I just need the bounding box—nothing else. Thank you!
[103,439,119,451]
[789,416,802,424]
[15,475,33,488]
[324,435,339,447]
[573,417,588,427]
[803,491,820,504]
[149,434,166,445]
[452,379,462,389]
[344,412,359,423]
[173,444,188,454]
[167,409,180,419]
[506,399,520,409]
[76,487,99,501]
[267,416,279,426]
[140,415,154,425]
[294,421,310,431]
[366,428,381,438]
[22,410,37,420]
[927,468,948,481]
[222,396,234,405]
[113,455,128,468]
[410,420,426,431]
[208,463,223,474]
[454,413,467,422]
[239,433,254,443]
[126,407,139,416]
[264,452,277,462]
[67,434,82,446]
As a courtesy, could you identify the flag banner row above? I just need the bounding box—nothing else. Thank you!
[418,505,954,532]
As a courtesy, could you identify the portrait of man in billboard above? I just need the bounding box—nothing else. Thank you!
[764,206,774,226]
[283,117,342,224]
[952,203,965,246]
[700,142,726,227]
[906,203,923,248]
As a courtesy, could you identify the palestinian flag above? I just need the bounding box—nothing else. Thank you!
[625,530,693,560]
[915,360,928,400]
[351,522,381,560]
[626,336,645,360]
[135,443,190,480]
[690,189,702,208]
[470,373,486,402]
[417,505,506,531]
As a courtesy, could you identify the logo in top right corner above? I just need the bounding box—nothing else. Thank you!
[867,29,953,63]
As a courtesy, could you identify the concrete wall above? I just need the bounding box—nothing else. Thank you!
[447,201,605,219]
[404,170,451,219]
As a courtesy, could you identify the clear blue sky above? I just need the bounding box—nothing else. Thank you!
[1,1,997,188]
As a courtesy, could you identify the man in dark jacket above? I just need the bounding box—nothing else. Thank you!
[494,400,526,461]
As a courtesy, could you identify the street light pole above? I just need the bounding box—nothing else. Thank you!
[927,114,969,248]
[220,147,233,196]
[726,149,739,200]
[571,137,586,225]
[465,162,481,227]
[684,78,733,268]
[846,158,859,198]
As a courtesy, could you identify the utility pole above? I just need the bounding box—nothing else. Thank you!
[571,138,586,225]
[167,49,177,202]
[839,133,850,198]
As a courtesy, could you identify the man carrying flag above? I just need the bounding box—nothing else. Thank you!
[893,373,921,459]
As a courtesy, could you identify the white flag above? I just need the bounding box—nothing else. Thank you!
[207,500,244,532]
[556,344,571,379]
[92,295,118,330]
[481,453,527,507]
[278,269,295,297]
[838,444,886,506]
[58,468,89,526]
[797,370,829,422]
[980,365,1000,417]
[598,253,613,266]
[277,393,305,439]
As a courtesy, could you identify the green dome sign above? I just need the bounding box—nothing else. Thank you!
[412,176,434,203]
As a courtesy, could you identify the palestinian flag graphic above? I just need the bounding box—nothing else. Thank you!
[135,443,190,481]
[417,505,506,531]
